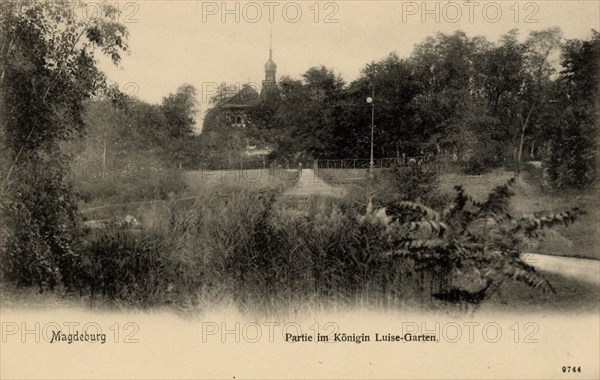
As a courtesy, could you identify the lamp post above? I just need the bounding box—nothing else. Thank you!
[366,87,375,178]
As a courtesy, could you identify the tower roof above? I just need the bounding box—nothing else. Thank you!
[264,33,277,71]
[265,57,277,71]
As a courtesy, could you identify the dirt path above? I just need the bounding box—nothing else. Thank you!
[523,253,600,285]
[282,169,345,198]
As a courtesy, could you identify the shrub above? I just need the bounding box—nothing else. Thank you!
[1,156,84,292]
[380,180,584,310]
[372,163,448,217]
[462,158,487,175]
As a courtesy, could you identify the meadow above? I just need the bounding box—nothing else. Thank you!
[78,168,298,222]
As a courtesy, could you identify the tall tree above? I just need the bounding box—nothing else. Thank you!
[161,84,198,138]
[409,31,494,165]
[248,67,345,160]
[354,53,420,158]
[0,1,128,290]
[478,30,527,163]
[514,27,563,178]
[542,30,599,189]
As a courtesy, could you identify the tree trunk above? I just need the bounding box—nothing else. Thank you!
[516,106,535,181]
[102,138,107,177]
[517,128,526,180]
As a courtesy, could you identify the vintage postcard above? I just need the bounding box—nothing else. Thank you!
[1,0,599,379]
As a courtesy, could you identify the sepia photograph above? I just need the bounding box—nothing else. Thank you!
[0,0,599,378]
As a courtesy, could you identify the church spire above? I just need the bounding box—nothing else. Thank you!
[269,31,272,60]
[264,32,277,80]
[262,33,278,101]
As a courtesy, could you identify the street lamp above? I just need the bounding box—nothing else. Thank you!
[366,88,375,178]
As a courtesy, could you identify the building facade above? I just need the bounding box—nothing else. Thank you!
[203,40,278,132]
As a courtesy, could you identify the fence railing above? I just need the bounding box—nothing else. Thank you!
[200,158,268,171]
[315,155,457,170]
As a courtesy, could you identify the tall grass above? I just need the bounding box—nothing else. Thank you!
[79,175,583,315]
[82,188,430,312]
[78,169,300,309]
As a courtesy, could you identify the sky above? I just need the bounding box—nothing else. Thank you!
[95,0,600,131]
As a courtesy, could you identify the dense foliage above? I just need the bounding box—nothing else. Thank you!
[245,29,597,185]
[1,1,128,290]
[543,31,599,189]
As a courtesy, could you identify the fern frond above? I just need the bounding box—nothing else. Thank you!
[500,259,556,294]
[407,220,449,237]
[513,207,586,236]
[530,229,573,246]
[442,185,472,217]
[479,180,515,215]
[382,237,449,257]
[395,201,441,221]
[398,238,448,250]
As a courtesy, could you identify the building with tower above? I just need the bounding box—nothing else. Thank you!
[203,36,279,132]
[201,37,279,166]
